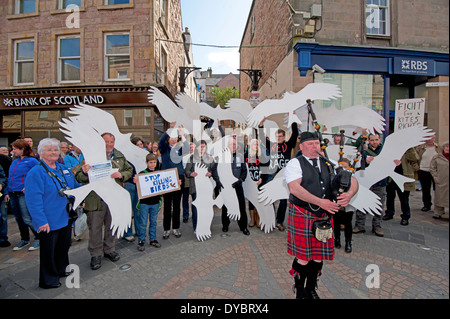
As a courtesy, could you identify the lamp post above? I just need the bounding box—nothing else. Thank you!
[179,66,201,93]
[238,68,262,91]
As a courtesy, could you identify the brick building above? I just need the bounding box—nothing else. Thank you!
[240,0,449,143]
[196,68,240,106]
[0,0,196,147]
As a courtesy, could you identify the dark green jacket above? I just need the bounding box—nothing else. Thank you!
[75,148,133,212]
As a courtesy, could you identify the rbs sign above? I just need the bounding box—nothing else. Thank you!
[394,57,435,76]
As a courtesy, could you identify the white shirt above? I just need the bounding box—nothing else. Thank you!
[284,156,338,185]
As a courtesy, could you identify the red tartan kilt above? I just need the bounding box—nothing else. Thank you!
[287,203,335,262]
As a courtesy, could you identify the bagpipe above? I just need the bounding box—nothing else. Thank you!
[306,99,367,201]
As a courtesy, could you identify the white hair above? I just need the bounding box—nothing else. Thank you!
[37,138,60,156]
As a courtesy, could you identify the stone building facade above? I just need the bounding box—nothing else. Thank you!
[240,0,449,143]
[0,0,194,146]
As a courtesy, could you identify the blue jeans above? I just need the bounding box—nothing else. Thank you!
[124,182,139,237]
[191,193,197,231]
[10,192,38,241]
[0,198,8,242]
[182,187,190,220]
[135,203,160,242]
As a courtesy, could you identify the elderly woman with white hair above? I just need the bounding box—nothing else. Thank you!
[24,138,80,289]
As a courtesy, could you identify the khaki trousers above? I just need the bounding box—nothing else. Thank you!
[87,201,115,257]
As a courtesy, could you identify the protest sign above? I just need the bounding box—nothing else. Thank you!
[394,98,426,131]
[136,168,180,200]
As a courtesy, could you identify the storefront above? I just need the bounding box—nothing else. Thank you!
[294,43,449,138]
[0,85,167,149]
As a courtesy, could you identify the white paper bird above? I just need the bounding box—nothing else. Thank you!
[242,169,276,233]
[67,103,149,173]
[294,104,386,135]
[59,117,132,238]
[355,126,434,192]
[216,148,240,220]
[192,164,224,242]
[246,83,342,128]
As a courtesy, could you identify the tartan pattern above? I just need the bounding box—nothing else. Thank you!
[287,204,335,262]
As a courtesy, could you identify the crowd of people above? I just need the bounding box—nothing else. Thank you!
[0,125,448,293]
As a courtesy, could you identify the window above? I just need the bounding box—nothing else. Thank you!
[14,40,34,85]
[58,36,81,82]
[14,0,36,14]
[366,0,390,36]
[58,0,81,9]
[105,0,129,4]
[159,46,167,84]
[160,0,167,26]
[105,33,130,81]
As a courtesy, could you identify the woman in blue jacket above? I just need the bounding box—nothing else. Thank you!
[25,138,80,289]
[5,139,39,251]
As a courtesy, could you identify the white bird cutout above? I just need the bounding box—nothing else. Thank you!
[246,83,342,128]
[242,169,276,233]
[294,104,386,135]
[192,164,224,242]
[67,103,149,173]
[59,117,132,238]
[216,148,240,221]
[258,167,383,216]
[355,125,435,192]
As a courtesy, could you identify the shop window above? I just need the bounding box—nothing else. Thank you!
[14,40,34,85]
[314,73,385,133]
[124,109,133,126]
[366,0,390,37]
[58,0,81,9]
[144,109,152,126]
[14,0,36,14]
[158,46,167,85]
[105,33,130,81]
[58,36,81,83]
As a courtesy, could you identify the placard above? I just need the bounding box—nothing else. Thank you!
[136,169,180,200]
[88,161,113,183]
[394,98,426,132]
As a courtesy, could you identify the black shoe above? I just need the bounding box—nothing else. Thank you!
[345,241,352,253]
[104,252,120,262]
[0,241,11,248]
[222,226,229,232]
[302,289,320,299]
[335,238,341,249]
[400,219,409,226]
[242,228,250,236]
[382,214,394,221]
[39,282,61,289]
[421,206,431,212]
[183,218,189,223]
[90,256,102,270]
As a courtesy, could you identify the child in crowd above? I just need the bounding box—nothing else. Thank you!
[333,158,354,253]
[133,154,162,251]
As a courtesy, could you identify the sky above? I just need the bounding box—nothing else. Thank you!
[180,0,253,75]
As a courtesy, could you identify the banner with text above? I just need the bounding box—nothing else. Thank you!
[394,98,426,132]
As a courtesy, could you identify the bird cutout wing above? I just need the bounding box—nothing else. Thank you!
[208,135,234,158]
[247,83,342,128]
[220,98,254,125]
[148,86,195,133]
[295,104,386,135]
[258,168,290,206]
[216,148,240,220]
[175,93,201,124]
[242,168,276,233]
[192,164,224,242]
[66,103,149,173]
[59,116,132,238]
[355,126,434,192]
[325,145,358,163]
[348,184,383,216]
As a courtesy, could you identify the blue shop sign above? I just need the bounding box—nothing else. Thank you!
[393,57,436,76]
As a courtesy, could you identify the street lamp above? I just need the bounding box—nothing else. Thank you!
[179,66,201,93]
[238,68,262,91]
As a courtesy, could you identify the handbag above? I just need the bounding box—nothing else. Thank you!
[312,216,333,243]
